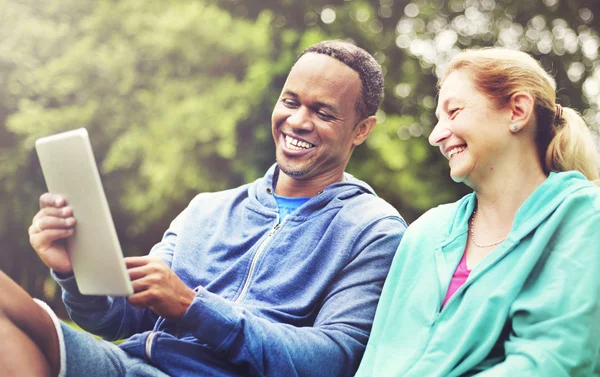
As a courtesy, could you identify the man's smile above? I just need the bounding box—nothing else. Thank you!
[283,133,316,152]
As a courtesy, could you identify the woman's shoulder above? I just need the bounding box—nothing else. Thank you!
[407,193,474,236]
[551,171,600,212]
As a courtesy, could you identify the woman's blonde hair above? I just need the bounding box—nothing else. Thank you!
[439,48,600,184]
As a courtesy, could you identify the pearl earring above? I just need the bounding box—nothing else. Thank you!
[510,124,519,132]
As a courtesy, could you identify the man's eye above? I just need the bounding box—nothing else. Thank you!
[317,110,334,120]
[282,99,298,107]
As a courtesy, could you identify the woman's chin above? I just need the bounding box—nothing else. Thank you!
[449,170,467,184]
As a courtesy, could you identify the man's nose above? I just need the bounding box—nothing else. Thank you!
[428,121,452,146]
[287,107,314,132]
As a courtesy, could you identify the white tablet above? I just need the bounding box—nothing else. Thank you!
[35,128,133,296]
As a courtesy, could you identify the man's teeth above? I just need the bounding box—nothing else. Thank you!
[285,135,314,150]
[447,146,466,159]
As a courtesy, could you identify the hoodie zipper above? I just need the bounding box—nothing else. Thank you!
[234,218,283,303]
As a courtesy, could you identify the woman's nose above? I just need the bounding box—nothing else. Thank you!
[428,122,452,146]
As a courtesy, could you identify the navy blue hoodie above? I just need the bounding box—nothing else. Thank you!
[57,164,406,377]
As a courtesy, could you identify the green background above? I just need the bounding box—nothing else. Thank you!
[1,0,598,316]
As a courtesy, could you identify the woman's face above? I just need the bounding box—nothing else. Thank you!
[429,69,513,185]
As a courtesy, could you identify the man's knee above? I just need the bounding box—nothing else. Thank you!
[0,313,53,377]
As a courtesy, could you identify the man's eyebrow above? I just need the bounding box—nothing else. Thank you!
[282,90,299,98]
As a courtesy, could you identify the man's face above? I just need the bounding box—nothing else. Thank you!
[271,53,364,183]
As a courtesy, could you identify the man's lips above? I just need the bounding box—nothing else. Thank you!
[282,133,316,151]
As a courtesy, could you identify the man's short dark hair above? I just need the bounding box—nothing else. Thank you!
[297,40,384,120]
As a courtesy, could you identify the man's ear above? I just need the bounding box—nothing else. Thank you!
[353,115,377,146]
[509,92,535,130]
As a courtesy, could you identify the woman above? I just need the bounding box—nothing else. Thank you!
[356,48,600,376]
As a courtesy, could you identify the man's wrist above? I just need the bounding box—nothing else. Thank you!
[176,286,197,319]
[53,269,75,280]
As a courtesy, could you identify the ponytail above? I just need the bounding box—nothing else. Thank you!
[546,107,600,185]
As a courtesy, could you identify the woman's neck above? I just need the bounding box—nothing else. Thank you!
[473,162,547,227]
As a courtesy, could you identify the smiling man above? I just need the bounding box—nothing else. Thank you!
[272,48,375,197]
[0,40,406,377]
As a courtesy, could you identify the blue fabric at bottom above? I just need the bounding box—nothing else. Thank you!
[61,323,169,377]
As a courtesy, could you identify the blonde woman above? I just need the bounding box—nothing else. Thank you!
[356,48,600,377]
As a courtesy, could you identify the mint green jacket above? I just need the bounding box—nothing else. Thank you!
[356,171,600,377]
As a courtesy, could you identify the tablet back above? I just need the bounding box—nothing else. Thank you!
[35,128,133,296]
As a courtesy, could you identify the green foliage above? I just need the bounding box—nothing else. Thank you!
[0,0,274,304]
[1,0,599,309]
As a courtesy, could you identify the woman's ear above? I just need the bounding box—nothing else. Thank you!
[353,115,377,146]
[508,92,535,132]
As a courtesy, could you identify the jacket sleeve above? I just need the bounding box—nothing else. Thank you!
[474,206,600,377]
[177,217,405,377]
[54,209,184,341]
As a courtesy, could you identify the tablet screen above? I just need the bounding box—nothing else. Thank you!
[35,128,133,296]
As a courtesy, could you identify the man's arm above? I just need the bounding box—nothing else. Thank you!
[56,208,184,341]
[175,217,404,377]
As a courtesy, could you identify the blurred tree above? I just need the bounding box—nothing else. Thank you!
[1,0,599,312]
[0,0,274,311]
[213,0,600,219]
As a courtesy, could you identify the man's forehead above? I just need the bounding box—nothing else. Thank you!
[291,53,359,82]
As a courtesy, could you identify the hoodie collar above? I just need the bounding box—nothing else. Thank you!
[250,163,377,219]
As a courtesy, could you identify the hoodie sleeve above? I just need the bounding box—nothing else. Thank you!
[54,210,183,341]
[473,199,600,377]
[177,216,405,377]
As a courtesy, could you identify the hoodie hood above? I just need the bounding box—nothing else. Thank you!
[248,163,378,220]
[443,171,595,247]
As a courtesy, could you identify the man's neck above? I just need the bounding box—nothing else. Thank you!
[274,170,344,197]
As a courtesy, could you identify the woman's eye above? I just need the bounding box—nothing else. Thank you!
[448,108,461,119]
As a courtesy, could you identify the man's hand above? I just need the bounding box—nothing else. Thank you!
[28,193,76,275]
[126,256,196,320]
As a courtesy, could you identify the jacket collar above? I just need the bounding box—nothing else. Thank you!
[443,171,593,248]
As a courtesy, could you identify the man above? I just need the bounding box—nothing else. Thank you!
[0,40,406,377]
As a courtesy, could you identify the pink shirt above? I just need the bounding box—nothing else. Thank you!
[442,251,471,308]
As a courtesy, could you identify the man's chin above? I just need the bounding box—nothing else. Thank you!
[277,161,310,178]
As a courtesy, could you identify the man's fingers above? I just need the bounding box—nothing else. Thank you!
[127,289,157,308]
[124,256,151,269]
[32,206,73,223]
[126,293,148,310]
[29,229,74,248]
[29,216,76,235]
[39,193,66,209]
[130,276,155,294]
[124,256,164,269]
[127,266,154,282]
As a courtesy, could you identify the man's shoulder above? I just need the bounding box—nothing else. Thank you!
[328,190,406,234]
[189,183,252,203]
[342,192,401,217]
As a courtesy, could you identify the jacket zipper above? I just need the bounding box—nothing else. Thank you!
[402,244,515,375]
[435,241,514,320]
[234,219,283,303]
